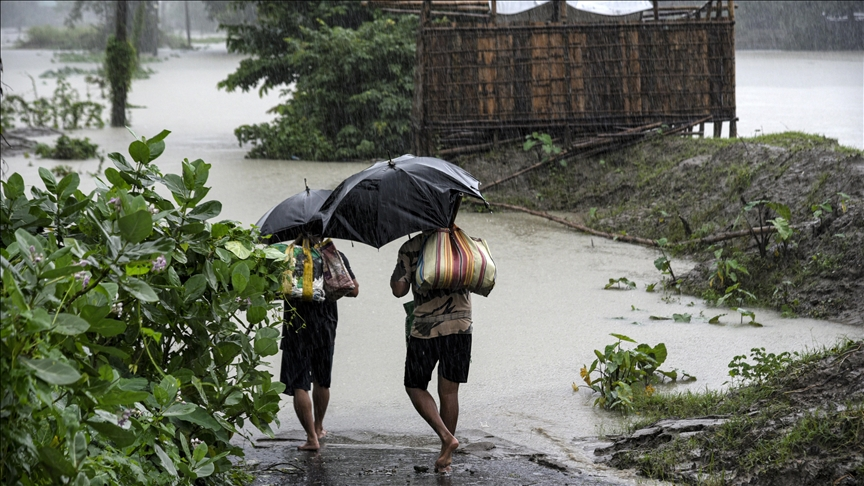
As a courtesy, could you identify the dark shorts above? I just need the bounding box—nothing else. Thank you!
[404,333,472,390]
[280,343,335,396]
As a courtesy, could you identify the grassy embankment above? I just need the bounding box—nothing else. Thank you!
[460,132,864,325]
[620,338,863,484]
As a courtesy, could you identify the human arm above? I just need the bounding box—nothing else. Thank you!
[346,278,359,298]
[390,242,413,298]
[391,279,409,297]
[338,251,360,297]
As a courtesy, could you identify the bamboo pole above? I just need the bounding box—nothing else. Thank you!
[482,202,780,248]
[481,122,662,191]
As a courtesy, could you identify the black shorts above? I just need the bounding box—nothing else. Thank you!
[404,333,472,390]
[280,342,335,396]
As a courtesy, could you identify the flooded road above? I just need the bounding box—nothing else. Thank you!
[2,45,861,477]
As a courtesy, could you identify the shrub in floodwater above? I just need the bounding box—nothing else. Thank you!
[34,135,100,160]
[1,129,289,484]
[0,76,104,131]
[579,333,694,412]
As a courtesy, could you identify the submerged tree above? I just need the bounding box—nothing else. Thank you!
[217,1,417,161]
[105,0,135,127]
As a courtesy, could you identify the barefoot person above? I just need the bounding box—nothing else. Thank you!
[280,238,359,451]
[390,227,472,472]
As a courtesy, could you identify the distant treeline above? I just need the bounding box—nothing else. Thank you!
[735,0,864,50]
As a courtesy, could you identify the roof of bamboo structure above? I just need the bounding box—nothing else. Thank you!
[362,1,731,22]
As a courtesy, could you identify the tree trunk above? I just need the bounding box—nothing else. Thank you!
[185,1,192,48]
[110,0,128,127]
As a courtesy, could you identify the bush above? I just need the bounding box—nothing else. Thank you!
[35,135,100,160]
[16,25,104,50]
[1,130,288,485]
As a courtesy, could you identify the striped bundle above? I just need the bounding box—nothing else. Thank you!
[415,226,496,297]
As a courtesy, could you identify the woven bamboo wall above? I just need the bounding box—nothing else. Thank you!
[416,20,736,149]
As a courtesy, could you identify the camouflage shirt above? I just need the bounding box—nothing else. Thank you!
[392,233,472,339]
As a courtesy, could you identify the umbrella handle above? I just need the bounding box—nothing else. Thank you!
[448,196,462,228]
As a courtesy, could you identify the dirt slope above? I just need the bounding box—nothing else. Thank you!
[457,133,864,327]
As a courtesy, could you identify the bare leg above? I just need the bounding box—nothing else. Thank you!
[438,377,460,436]
[312,381,330,439]
[293,389,320,451]
[406,387,459,473]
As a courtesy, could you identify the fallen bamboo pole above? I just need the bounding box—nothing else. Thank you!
[482,202,779,248]
[487,202,659,246]
[481,122,662,191]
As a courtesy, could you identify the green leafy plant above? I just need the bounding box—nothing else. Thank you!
[768,216,794,254]
[653,238,678,289]
[604,277,636,290]
[708,248,749,289]
[579,334,693,412]
[523,132,563,165]
[34,135,101,160]
[810,200,832,221]
[727,347,794,385]
[837,192,851,213]
[731,307,761,326]
[717,283,757,309]
[1,76,104,131]
[737,200,791,259]
[1,129,289,485]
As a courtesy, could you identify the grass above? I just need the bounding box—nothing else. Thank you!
[618,339,863,484]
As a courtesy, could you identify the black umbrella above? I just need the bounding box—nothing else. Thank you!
[255,185,332,243]
[319,154,486,249]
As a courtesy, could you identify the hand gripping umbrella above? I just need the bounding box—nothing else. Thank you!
[319,154,487,249]
[255,183,332,243]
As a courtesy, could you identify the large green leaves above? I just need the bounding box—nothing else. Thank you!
[118,210,153,244]
[2,129,290,486]
[20,357,81,385]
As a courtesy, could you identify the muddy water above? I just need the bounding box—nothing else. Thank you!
[2,46,861,476]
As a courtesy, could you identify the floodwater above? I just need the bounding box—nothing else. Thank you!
[1,43,861,478]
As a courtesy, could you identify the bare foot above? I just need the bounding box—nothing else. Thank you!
[316,428,328,440]
[434,436,458,473]
[298,439,320,451]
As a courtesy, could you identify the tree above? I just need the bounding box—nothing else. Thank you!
[106,0,135,127]
[217,1,417,161]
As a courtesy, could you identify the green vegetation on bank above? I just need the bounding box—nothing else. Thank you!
[465,132,863,323]
[1,130,289,485]
[617,339,862,484]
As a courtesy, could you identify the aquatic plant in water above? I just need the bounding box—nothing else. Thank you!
[580,333,694,412]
